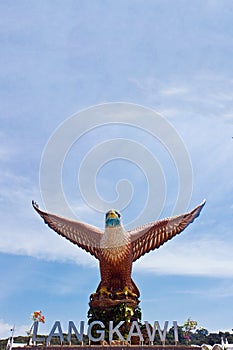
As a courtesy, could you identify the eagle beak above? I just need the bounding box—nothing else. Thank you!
[109,210,117,218]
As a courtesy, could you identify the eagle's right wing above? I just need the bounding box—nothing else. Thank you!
[129,200,206,262]
[32,201,103,259]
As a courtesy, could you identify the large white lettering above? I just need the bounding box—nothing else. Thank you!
[144,321,168,344]
[156,321,168,344]
[31,321,45,344]
[67,321,84,343]
[87,321,105,342]
[32,319,180,345]
[46,321,64,346]
[127,321,143,342]
[109,321,125,342]
[173,321,179,343]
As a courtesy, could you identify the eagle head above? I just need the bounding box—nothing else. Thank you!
[105,209,121,228]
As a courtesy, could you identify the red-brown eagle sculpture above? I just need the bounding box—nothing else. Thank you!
[32,200,205,298]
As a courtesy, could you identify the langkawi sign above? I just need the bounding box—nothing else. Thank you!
[32,320,179,346]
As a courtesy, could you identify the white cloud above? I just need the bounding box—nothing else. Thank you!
[0,320,30,339]
[178,282,233,299]
[0,320,12,339]
[134,235,233,278]
[0,222,97,267]
[0,131,30,165]
[159,86,189,96]
[0,169,99,267]
[132,73,233,123]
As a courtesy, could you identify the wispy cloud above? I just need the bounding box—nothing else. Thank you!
[0,320,30,339]
[134,235,233,278]
[131,73,233,123]
[0,132,14,158]
[159,86,189,96]
[0,223,97,267]
[177,282,233,299]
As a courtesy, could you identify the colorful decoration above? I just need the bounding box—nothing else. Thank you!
[27,310,45,342]
[31,311,45,324]
[182,318,198,343]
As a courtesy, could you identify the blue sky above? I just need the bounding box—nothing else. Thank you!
[1,0,233,339]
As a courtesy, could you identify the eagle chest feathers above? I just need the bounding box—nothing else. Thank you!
[100,226,131,266]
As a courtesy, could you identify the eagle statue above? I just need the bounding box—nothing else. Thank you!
[32,200,205,302]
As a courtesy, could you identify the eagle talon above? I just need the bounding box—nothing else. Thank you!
[123,286,138,299]
[115,286,138,299]
[98,286,112,297]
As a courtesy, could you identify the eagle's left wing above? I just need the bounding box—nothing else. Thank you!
[32,201,103,259]
[129,200,206,262]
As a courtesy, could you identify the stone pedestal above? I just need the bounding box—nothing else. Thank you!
[88,291,141,343]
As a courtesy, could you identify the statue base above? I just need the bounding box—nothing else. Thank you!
[88,291,141,344]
